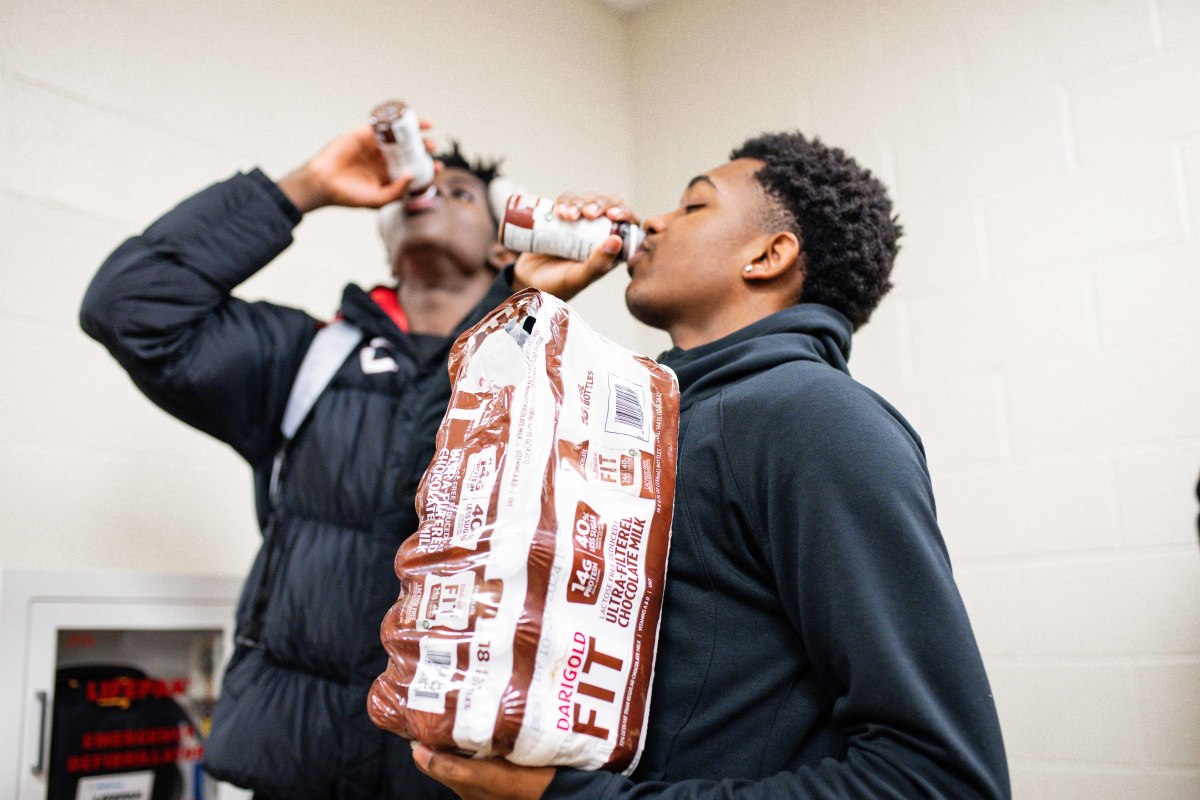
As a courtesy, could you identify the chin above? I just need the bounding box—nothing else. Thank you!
[624,286,669,331]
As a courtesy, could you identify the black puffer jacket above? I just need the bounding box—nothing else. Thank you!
[80,170,509,800]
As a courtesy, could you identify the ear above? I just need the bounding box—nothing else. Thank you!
[487,241,518,272]
[742,231,802,283]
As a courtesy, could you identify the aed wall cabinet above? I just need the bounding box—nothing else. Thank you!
[0,568,252,800]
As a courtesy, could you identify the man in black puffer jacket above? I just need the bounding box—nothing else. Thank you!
[79,122,622,800]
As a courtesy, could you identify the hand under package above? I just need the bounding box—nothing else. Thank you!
[368,288,679,774]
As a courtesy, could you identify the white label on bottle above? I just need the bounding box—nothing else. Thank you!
[502,223,535,254]
[381,107,435,186]
[454,446,498,550]
[409,637,457,713]
[503,197,614,261]
[420,572,476,631]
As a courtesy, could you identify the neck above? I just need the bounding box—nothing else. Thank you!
[393,254,496,336]
[667,296,790,351]
[667,320,742,351]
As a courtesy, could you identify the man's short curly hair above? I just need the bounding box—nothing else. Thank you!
[731,132,901,329]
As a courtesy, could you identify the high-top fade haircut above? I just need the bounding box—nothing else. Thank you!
[434,140,504,224]
[731,132,901,330]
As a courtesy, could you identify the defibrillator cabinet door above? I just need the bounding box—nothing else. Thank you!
[17,599,247,800]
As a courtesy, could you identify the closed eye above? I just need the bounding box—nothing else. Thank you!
[684,204,705,213]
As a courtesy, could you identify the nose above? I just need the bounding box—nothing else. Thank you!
[642,209,674,236]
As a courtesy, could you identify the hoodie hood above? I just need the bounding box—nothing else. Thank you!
[659,303,853,412]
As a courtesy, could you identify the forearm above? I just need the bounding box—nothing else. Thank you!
[80,169,315,460]
[277,163,331,214]
[546,748,1006,800]
[80,169,300,367]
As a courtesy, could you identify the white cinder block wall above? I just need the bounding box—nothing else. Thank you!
[625,0,1200,797]
[3,0,1199,797]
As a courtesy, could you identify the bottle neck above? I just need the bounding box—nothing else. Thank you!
[616,221,643,263]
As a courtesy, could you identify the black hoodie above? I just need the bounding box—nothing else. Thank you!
[547,304,1010,799]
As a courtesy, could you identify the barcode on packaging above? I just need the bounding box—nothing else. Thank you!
[409,637,456,714]
[605,374,649,441]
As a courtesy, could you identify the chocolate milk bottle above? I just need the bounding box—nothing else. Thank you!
[500,193,643,263]
[370,100,436,193]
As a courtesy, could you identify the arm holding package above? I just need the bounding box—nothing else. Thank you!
[79,170,317,463]
[544,370,1010,800]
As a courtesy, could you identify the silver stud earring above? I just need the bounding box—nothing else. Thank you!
[743,264,754,273]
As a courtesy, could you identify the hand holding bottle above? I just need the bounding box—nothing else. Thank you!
[511,191,640,301]
[278,121,437,214]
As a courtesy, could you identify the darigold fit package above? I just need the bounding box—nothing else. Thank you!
[368,289,679,773]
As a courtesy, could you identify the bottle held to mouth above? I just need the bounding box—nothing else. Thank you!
[370,100,436,194]
[500,194,643,264]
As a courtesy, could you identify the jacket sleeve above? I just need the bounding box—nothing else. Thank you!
[544,372,1010,800]
[80,169,319,464]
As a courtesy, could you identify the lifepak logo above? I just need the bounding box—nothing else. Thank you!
[83,677,189,709]
[360,337,399,374]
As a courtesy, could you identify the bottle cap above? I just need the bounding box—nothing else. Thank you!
[488,177,522,224]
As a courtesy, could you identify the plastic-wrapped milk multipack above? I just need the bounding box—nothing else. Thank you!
[368,288,679,774]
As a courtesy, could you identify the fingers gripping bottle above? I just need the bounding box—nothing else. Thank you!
[371,100,436,193]
[500,194,643,263]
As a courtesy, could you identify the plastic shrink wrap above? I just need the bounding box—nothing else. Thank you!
[368,289,679,774]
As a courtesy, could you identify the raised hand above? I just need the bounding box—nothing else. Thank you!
[278,122,438,214]
[513,191,639,301]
